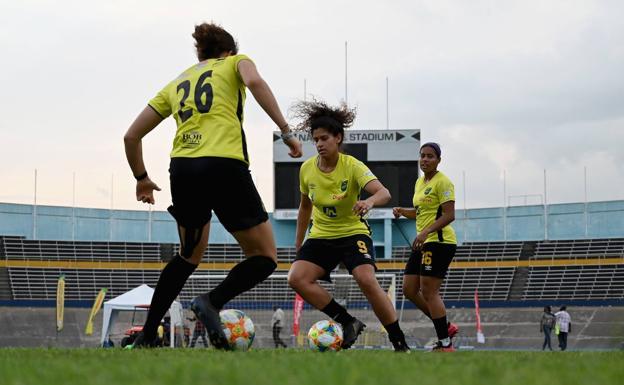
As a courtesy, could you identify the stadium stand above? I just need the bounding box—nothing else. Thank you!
[2,235,623,349]
[4,236,622,303]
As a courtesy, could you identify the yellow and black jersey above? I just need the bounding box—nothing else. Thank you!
[148,54,252,163]
[300,153,377,239]
[413,171,457,245]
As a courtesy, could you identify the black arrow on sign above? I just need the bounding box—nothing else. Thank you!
[395,132,405,141]
[411,132,421,141]
[273,133,281,142]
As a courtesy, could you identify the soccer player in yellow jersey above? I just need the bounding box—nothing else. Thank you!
[393,142,458,352]
[287,100,409,351]
[123,23,302,349]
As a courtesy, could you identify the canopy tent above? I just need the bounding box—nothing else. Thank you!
[100,284,183,347]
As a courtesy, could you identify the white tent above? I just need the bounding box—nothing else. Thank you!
[100,284,184,347]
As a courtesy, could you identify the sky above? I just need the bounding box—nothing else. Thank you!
[1,0,623,212]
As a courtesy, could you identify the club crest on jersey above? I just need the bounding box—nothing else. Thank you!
[340,180,348,192]
[424,187,432,195]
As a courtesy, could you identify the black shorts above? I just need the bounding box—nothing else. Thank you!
[404,242,456,279]
[295,234,377,282]
[168,157,268,233]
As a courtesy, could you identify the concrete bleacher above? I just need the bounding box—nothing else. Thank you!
[2,236,624,303]
[523,265,624,300]
[533,238,624,259]
[2,236,162,262]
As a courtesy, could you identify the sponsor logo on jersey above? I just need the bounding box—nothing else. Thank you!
[424,187,432,195]
[181,132,202,148]
[323,206,337,218]
[340,180,348,192]
[331,193,347,201]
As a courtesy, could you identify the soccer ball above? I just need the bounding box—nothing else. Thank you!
[219,309,255,351]
[307,320,343,352]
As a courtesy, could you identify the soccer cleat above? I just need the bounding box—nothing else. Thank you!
[431,340,455,352]
[448,322,459,339]
[391,340,411,353]
[341,318,366,349]
[190,294,231,351]
[124,331,159,350]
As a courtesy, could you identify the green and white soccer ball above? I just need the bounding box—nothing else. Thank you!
[307,319,343,352]
[219,309,255,351]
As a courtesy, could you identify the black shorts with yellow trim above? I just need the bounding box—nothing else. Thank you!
[168,156,268,233]
[404,242,456,279]
[295,234,377,282]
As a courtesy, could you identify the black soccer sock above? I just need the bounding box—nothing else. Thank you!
[143,254,197,340]
[321,298,355,325]
[208,256,277,309]
[432,315,449,341]
[384,320,407,344]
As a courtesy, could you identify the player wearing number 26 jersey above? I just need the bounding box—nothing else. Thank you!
[148,54,252,162]
[287,99,410,352]
[123,23,301,350]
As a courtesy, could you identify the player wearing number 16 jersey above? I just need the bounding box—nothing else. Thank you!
[287,100,409,352]
[123,23,302,349]
[393,142,458,352]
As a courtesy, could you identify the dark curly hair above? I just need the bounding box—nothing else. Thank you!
[290,99,356,145]
[192,23,238,61]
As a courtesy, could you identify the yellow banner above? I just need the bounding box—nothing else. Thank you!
[56,275,65,332]
[85,288,107,335]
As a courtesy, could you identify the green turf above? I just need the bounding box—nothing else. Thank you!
[1,349,622,385]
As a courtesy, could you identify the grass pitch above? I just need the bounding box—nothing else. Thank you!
[1,348,622,385]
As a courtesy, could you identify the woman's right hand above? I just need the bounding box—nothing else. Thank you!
[392,207,403,219]
[136,178,161,204]
[285,136,303,158]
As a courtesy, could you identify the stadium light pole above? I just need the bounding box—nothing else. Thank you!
[33,169,37,240]
[303,78,307,102]
[148,204,152,242]
[72,172,76,241]
[543,169,548,240]
[110,173,114,241]
[344,41,348,104]
[584,166,588,237]
[503,169,507,241]
[386,76,389,130]
[462,170,467,243]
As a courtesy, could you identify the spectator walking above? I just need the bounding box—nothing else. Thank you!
[555,306,572,351]
[540,306,556,351]
[271,306,287,348]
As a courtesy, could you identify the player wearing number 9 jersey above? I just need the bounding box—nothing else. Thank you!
[287,99,409,352]
[123,23,302,349]
[393,142,458,352]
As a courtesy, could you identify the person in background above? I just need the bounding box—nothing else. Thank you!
[555,305,572,351]
[540,305,556,351]
[271,305,287,348]
[189,315,208,348]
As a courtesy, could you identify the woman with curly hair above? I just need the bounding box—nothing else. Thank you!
[123,22,301,349]
[287,99,409,351]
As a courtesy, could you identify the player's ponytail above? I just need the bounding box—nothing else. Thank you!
[193,23,239,60]
[291,99,356,145]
